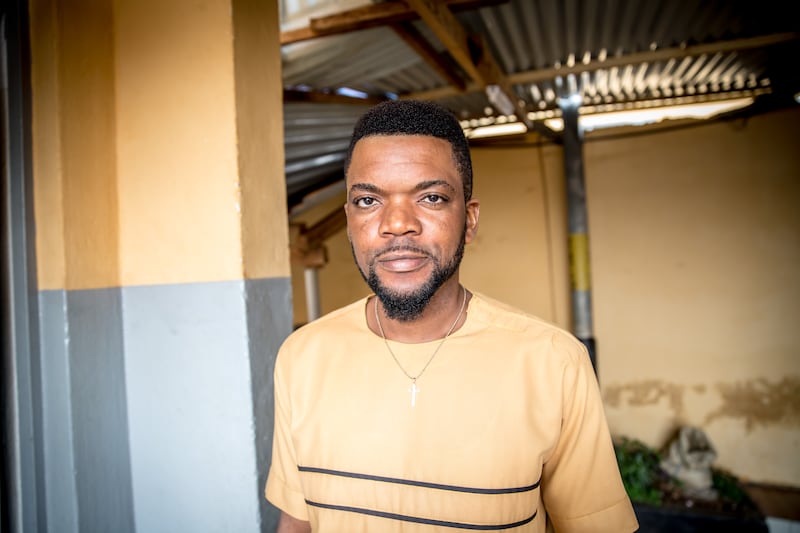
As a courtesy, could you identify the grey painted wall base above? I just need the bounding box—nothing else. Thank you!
[245,278,292,529]
[71,288,136,532]
[40,287,134,533]
[37,277,291,533]
[39,290,79,532]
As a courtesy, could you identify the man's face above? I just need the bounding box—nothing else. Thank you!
[345,135,480,321]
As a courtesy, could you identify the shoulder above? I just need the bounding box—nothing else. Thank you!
[468,292,589,365]
[279,297,369,352]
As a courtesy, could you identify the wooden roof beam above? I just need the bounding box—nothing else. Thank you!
[281,0,508,45]
[407,32,800,101]
[404,0,532,128]
[391,21,467,91]
[304,206,347,248]
[284,88,388,105]
[507,31,800,85]
[404,0,484,84]
[290,206,347,268]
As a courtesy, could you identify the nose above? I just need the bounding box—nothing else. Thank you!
[379,199,421,237]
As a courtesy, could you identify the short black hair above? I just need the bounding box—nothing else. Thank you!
[344,100,473,201]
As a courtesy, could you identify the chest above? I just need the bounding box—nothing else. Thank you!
[290,339,563,489]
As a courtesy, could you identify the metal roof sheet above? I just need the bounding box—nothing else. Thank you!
[280,0,799,208]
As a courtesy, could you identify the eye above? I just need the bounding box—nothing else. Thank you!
[421,194,447,205]
[353,196,378,208]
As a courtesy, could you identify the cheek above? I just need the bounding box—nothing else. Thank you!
[426,221,461,255]
[347,226,371,261]
[443,213,468,239]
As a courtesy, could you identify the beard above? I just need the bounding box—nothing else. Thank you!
[352,226,466,322]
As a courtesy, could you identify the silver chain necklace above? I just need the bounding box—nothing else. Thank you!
[374,285,467,407]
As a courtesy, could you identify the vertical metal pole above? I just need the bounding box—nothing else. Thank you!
[304,267,321,322]
[560,101,597,373]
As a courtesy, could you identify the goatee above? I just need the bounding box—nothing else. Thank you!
[354,227,466,322]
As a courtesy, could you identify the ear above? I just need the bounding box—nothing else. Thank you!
[464,199,480,244]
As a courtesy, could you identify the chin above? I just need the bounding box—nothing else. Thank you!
[371,273,420,291]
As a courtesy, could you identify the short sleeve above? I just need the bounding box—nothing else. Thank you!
[541,335,638,533]
[265,342,309,521]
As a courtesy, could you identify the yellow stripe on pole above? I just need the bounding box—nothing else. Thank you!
[569,233,592,291]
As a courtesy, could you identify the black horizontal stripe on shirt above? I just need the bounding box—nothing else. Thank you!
[297,465,541,494]
[305,499,537,531]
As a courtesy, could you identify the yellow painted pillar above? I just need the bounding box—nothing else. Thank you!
[29,0,289,530]
[32,0,119,292]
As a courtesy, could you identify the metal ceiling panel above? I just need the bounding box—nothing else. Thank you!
[284,102,371,200]
[280,0,799,208]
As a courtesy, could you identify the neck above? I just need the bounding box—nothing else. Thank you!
[372,280,469,343]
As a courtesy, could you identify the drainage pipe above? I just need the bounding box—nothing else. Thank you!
[304,267,321,322]
[560,101,597,373]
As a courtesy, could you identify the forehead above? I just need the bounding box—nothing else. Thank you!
[347,135,459,183]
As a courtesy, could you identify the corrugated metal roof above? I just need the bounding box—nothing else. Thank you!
[284,102,372,206]
[281,0,799,208]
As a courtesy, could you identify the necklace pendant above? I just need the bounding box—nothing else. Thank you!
[376,286,467,410]
[409,380,419,407]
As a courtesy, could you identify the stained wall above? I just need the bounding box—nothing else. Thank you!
[587,109,800,486]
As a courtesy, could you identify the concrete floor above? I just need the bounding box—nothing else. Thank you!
[767,517,800,533]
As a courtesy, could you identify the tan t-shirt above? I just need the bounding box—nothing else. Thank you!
[266,292,638,532]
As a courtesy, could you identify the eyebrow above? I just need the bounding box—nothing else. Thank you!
[415,180,457,194]
[348,180,457,195]
[348,182,381,194]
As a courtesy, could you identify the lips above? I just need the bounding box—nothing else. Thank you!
[374,250,430,273]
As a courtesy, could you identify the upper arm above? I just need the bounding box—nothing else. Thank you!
[541,336,638,532]
[265,342,310,520]
[277,511,311,533]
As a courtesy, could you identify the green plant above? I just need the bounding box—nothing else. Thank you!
[614,437,666,506]
[614,436,762,517]
[711,467,762,513]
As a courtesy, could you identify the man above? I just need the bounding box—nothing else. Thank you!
[266,100,638,532]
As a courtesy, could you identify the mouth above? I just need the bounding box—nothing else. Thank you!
[374,250,430,273]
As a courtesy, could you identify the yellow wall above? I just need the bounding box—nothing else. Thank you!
[29,0,65,290]
[31,0,120,290]
[588,109,800,486]
[232,0,291,281]
[462,142,571,327]
[113,0,242,286]
[31,0,288,290]
[293,108,800,487]
[290,196,363,327]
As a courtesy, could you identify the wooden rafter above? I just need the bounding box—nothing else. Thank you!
[403,0,532,128]
[290,207,347,268]
[281,0,530,126]
[284,88,388,105]
[391,22,467,91]
[304,207,347,247]
[281,0,507,45]
[403,0,484,84]
[507,32,800,85]
[408,32,800,101]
